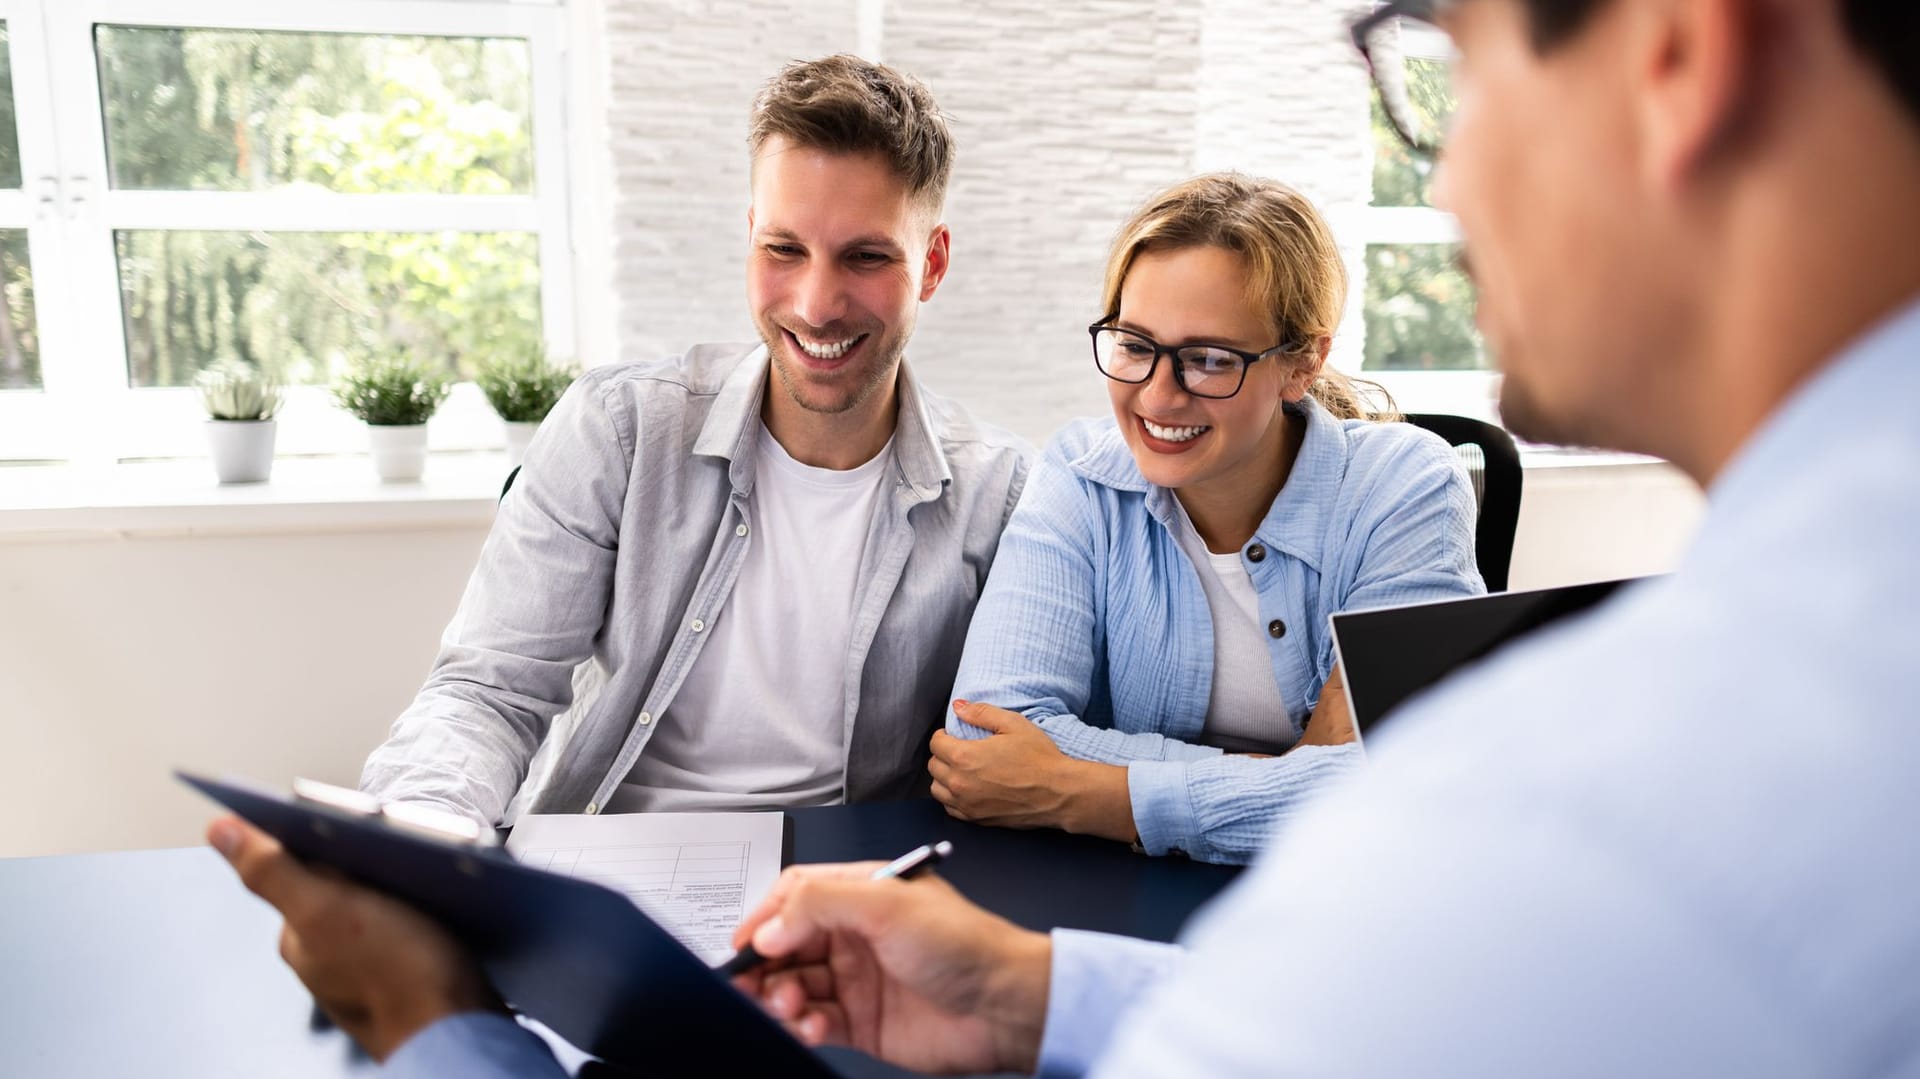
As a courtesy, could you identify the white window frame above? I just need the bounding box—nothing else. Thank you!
[1340,22,1500,422]
[0,0,574,464]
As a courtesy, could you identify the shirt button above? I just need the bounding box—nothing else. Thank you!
[1268,619,1286,639]
[638,711,653,726]
[585,801,599,815]
[735,524,748,537]
[690,618,706,633]
[1246,544,1267,563]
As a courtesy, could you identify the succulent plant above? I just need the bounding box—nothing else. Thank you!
[195,361,284,422]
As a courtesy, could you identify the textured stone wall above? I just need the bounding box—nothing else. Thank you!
[598,0,1372,445]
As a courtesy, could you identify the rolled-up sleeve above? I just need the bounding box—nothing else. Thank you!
[1127,743,1362,863]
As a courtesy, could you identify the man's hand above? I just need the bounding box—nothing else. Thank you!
[930,701,1138,842]
[1296,668,1356,749]
[207,816,503,1060]
[730,863,1053,1075]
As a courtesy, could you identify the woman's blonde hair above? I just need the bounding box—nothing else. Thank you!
[1098,173,1393,420]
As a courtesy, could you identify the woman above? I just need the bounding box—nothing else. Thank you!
[932,173,1483,864]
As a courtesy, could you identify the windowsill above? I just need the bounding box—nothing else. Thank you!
[0,444,1673,539]
[1513,445,1667,471]
[0,453,510,539]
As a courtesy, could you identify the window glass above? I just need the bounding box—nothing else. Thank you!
[0,24,37,391]
[115,230,541,387]
[1362,243,1484,371]
[1369,56,1453,209]
[0,229,38,390]
[96,26,533,195]
[0,22,21,190]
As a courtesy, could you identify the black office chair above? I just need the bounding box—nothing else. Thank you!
[1401,413,1522,592]
[500,465,521,502]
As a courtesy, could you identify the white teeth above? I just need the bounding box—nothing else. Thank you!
[794,333,860,360]
[1143,418,1211,443]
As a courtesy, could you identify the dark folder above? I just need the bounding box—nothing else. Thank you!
[179,771,842,1078]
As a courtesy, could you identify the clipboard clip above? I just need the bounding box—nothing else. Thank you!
[292,777,500,848]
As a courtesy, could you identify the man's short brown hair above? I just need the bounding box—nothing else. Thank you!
[748,54,956,213]
[1521,0,1917,127]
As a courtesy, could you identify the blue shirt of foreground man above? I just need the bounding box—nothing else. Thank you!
[206,0,1920,1074]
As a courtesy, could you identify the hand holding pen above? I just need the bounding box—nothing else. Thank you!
[725,840,1056,1074]
[716,840,953,976]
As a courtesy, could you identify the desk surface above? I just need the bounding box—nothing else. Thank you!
[2,799,1238,1078]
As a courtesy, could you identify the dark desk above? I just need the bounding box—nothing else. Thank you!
[1,800,1239,1078]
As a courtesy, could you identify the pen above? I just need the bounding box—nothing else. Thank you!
[714,840,953,978]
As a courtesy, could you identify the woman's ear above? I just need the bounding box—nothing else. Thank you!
[1281,337,1331,402]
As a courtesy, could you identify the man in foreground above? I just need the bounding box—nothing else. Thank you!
[213,0,1920,1073]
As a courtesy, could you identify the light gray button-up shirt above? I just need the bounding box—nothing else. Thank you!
[360,343,1031,825]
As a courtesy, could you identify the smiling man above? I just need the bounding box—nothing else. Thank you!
[359,55,1029,824]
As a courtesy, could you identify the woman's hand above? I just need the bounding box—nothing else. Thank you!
[929,701,1138,843]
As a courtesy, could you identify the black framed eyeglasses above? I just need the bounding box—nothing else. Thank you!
[1088,323,1294,401]
[1350,0,1455,160]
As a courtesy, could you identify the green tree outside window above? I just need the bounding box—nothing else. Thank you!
[98,27,542,389]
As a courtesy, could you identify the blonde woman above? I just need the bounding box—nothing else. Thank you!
[933,173,1483,864]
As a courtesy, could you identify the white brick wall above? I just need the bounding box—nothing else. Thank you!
[594,0,1374,446]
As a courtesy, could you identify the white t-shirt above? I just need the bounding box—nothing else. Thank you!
[1169,500,1298,755]
[610,425,895,812]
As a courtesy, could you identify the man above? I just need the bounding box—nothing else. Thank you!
[212,0,1920,1073]
[359,55,1028,823]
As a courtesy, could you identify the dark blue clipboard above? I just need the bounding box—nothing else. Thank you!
[179,771,842,1078]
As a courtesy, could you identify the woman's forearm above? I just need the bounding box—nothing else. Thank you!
[1059,760,1140,845]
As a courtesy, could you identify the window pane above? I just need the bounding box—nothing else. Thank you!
[1363,244,1485,371]
[0,230,36,389]
[115,231,541,388]
[96,27,533,195]
[0,24,20,189]
[1369,57,1453,209]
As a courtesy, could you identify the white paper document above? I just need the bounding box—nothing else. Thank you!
[506,811,785,964]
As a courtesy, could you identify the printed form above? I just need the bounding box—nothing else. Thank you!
[507,811,784,964]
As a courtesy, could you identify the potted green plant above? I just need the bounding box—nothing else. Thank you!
[476,349,578,469]
[331,354,452,482]
[195,361,283,484]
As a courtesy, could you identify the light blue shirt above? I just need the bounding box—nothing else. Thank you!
[1040,295,1920,1077]
[384,1014,562,1078]
[947,397,1483,863]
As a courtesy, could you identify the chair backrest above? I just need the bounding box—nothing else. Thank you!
[1400,413,1522,592]
[500,465,521,502]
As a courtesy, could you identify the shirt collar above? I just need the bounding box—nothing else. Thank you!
[692,345,952,500]
[1704,293,1920,535]
[1068,395,1350,571]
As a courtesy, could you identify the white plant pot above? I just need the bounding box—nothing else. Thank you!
[503,420,540,470]
[205,419,277,484]
[367,423,429,482]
